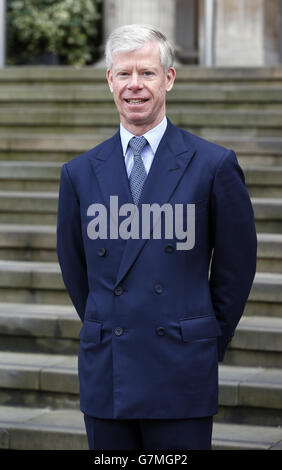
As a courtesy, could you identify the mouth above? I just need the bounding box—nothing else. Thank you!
[124,98,149,104]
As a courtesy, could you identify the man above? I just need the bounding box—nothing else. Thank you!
[57,24,257,450]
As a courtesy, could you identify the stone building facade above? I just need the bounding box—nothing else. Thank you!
[103,0,282,66]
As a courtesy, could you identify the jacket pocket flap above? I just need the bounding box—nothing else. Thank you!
[79,319,102,344]
[180,315,221,343]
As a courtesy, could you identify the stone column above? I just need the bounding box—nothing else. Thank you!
[101,0,176,62]
[264,0,281,65]
[199,0,281,66]
[280,0,282,62]
[0,0,6,67]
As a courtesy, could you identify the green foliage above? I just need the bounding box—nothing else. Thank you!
[7,0,102,65]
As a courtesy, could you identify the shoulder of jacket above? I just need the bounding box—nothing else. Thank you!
[175,126,235,172]
[65,132,118,172]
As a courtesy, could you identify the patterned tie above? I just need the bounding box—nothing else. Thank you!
[128,136,148,205]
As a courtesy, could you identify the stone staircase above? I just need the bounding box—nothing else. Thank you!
[0,66,282,450]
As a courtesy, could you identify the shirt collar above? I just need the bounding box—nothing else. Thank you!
[120,116,167,156]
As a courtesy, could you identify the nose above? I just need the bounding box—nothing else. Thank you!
[127,72,143,90]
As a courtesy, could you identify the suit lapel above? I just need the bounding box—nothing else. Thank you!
[87,131,133,231]
[114,120,196,288]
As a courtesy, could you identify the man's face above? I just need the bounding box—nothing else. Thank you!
[107,41,176,135]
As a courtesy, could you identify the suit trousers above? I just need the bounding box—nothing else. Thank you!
[83,414,213,450]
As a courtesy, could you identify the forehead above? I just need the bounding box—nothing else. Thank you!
[112,41,162,69]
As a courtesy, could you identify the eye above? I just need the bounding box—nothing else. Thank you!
[144,71,153,76]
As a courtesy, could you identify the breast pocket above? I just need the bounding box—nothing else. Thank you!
[179,315,221,343]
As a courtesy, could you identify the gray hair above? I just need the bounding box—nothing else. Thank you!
[105,24,175,72]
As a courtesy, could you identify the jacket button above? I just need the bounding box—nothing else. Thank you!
[165,244,174,253]
[114,327,124,336]
[154,283,163,294]
[114,286,123,296]
[156,327,166,336]
[97,247,106,257]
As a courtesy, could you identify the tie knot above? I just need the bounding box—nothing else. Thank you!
[129,136,147,156]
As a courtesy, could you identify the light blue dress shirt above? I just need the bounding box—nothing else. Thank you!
[120,116,167,178]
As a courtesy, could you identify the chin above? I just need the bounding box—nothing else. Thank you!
[124,116,146,126]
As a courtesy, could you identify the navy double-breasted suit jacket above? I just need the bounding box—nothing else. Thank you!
[56,119,257,419]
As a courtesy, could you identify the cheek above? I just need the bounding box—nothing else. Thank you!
[115,85,127,101]
[154,87,166,105]
[151,80,166,97]
[112,87,123,106]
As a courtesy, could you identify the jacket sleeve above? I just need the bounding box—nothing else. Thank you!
[209,150,257,362]
[56,163,89,322]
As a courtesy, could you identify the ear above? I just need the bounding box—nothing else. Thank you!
[106,69,113,93]
[165,67,176,92]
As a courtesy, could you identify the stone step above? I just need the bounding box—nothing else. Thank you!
[0,224,56,261]
[252,198,282,233]
[0,190,281,231]
[0,259,281,305]
[0,355,282,427]
[1,134,282,165]
[0,162,61,191]
[0,65,281,451]
[0,191,58,224]
[212,422,282,450]
[0,132,112,162]
[0,403,281,450]
[0,406,87,450]
[218,365,282,427]
[246,272,282,318]
[0,404,281,449]
[2,124,281,138]
[1,84,282,109]
[0,260,70,304]
[0,226,281,271]
[2,106,282,131]
[0,302,78,354]
[1,162,282,197]
[0,300,282,363]
[249,272,282,303]
[256,233,282,273]
[0,352,80,409]
[245,167,282,197]
[226,315,282,368]
[215,137,282,166]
